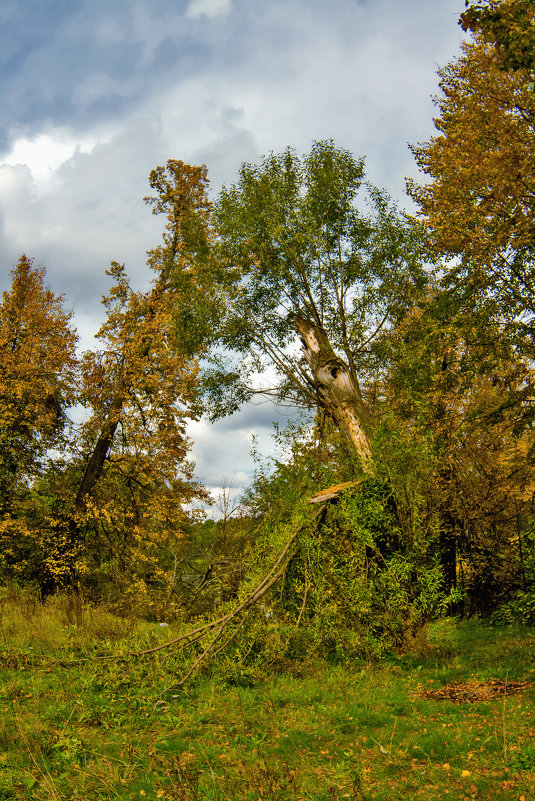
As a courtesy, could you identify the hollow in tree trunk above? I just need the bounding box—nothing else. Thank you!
[294,316,373,474]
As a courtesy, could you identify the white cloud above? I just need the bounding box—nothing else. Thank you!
[185,0,232,20]
[2,130,97,184]
[0,119,162,301]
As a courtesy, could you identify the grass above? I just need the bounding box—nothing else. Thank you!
[1,590,535,800]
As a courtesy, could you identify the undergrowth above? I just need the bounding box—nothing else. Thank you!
[1,589,535,800]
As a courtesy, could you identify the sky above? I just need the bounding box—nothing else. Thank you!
[0,0,466,512]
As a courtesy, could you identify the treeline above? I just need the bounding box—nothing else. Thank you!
[1,0,535,660]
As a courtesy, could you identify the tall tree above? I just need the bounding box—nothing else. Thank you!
[373,287,535,607]
[405,4,535,604]
[69,258,207,611]
[407,5,535,357]
[0,256,78,510]
[74,161,213,518]
[208,140,429,470]
[0,162,213,596]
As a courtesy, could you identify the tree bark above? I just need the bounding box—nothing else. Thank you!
[74,380,128,512]
[294,316,373,473]
[75,297,159,514]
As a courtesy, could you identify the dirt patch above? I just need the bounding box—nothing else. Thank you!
[414,678,534,704]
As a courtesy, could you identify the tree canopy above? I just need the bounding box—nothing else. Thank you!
[408,12,535,357]
[207,140,429,425]
[0,256,78,510]
[460,0,535,73]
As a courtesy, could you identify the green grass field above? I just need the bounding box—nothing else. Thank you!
[1,592,535,800]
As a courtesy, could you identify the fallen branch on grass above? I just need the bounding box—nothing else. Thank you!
[133,521,303,659]
[126,509,328,686]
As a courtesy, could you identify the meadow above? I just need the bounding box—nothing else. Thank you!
[1,589,534,801]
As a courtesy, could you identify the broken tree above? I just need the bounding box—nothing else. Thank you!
[210,140,428,466]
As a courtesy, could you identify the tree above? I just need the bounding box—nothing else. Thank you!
[460,0,535,73]
[46,161,214,598]
[402,1,535,618]
[407,10,535,358]
[208,140,429,470]
[374,287,535,611]
[0,256,78,586]
[68,259,207,612]
[73,161,213,519]
[0,256,78,510]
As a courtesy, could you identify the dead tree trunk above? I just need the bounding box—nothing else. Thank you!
[294,316,373,474]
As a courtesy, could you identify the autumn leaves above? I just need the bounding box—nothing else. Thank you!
[0,166,212,603]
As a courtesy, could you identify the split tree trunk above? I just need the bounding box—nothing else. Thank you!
[294,316,373,474]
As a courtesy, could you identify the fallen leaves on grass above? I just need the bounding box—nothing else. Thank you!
[414,678,534,704]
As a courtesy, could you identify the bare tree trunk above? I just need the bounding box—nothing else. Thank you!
[294,316,373,474]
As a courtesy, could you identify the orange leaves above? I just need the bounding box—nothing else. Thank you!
[0,255,78,488]
[144,160,213,280]
[72,279,203,593]
[415,679,534,703]
[0,256,78,397]
[408,34,535,268]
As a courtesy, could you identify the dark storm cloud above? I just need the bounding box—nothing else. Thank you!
[210,402,300,434]
[0,0,464,152]
[0,0,466,307]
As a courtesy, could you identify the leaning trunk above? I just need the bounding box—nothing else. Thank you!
[58,304,159,591]
[294,316,373,473]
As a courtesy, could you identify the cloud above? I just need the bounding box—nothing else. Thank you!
[1,127,114,189]
[188,412,273,489]
[4,133,81,184]
[0,94,258,311]
[0,121,162,313]
[185,0,232,20]
[0,0,467,498]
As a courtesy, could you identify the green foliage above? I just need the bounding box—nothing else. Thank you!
[492,589,535,625]
[489,527,535,624]
[3,128,534,660]
[208,139,429,411]
[460,0,535,74]
[367,277,535,615]
[211,422,447,670]
[1,602,535,800]
[291,483,444,659]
